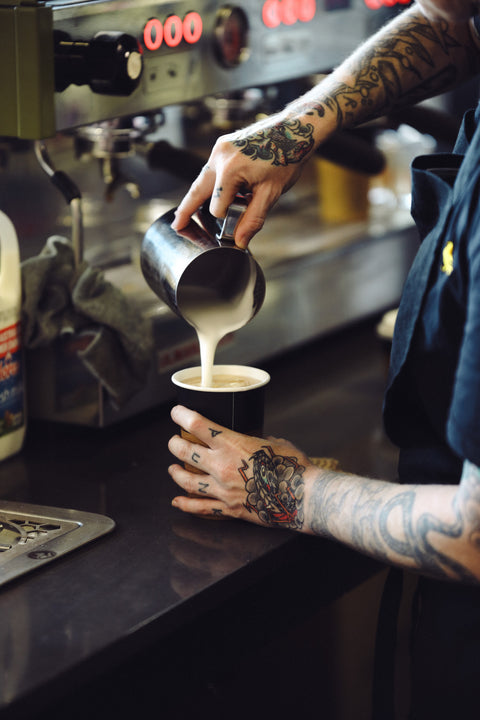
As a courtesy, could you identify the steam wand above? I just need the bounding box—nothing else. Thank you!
[34,140,84,266]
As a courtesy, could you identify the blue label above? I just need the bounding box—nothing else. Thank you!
[0,322,24,437]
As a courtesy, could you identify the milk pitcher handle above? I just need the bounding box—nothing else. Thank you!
[198,194,249,244]
[217,196,248,241]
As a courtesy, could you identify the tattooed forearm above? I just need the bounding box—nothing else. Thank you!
[455,460,480,551]
[308,462,480,583]
[230,10,479,167]
[291,8,479,130]
[320,18,461,127]
[233,119,315,167]
[378,490,476,582]
[238,446,305,529]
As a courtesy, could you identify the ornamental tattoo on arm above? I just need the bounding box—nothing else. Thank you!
[233,119,314,167]
[238,446,305,529]
[309,461,480,583]
[298,15,464,129]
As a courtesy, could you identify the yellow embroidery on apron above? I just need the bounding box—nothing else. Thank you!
[441,240,454,275]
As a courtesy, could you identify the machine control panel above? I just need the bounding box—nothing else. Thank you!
[0,0,409,137]
[48,0,404,132]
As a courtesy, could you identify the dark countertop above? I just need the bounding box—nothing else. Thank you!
[0,317,399,720]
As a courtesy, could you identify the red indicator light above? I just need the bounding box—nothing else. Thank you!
[183,11,203,44]
[144,18,163,51]
[364,0,410,7]
[164,15,183,47]
[298,0,316,21]
[282,0,298,25]
[262,0,282,28]
[262,0,317,28]
[142,12,203,50]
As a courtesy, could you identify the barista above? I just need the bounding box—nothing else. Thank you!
[168,2,480,716]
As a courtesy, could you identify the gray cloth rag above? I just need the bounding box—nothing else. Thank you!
[21,236,153,407]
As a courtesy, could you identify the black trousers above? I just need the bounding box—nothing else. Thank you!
[373,570,480,720]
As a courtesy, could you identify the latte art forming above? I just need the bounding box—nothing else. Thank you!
[184,373,258,389]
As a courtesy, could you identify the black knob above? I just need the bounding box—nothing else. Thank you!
[54,30,143,96]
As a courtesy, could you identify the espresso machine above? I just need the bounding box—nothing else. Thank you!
[0,0,418,426]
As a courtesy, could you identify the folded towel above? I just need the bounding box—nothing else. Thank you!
[21,236,153,407]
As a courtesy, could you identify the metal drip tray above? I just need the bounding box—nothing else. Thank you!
[0,501,115,586]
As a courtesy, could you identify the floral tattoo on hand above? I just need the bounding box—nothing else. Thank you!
[233,119,314,167]
[239,446,305,529]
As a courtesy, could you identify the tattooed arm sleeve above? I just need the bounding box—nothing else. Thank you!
[305,459,480,584]
[232,7,480,172]
[280,6,479,137]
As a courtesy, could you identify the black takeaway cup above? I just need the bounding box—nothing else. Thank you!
[171,364,270,478]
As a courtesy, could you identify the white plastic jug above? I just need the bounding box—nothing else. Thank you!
[0,211,26,460]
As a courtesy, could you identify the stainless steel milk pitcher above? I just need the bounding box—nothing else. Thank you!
[140,198,266,329]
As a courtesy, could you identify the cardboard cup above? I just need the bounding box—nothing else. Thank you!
[171,365,270,480]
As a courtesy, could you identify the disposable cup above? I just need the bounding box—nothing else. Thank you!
[171,364,270,479]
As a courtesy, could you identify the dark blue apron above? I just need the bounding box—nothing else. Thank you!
[375,103,480,719]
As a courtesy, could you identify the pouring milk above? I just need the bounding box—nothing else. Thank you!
[178,262,258,387]
[140,200,265,387]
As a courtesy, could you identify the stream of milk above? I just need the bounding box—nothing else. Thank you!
[180,266,257,387]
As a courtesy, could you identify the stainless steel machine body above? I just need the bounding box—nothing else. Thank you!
[0,0,419,426]
[1,0,403,139]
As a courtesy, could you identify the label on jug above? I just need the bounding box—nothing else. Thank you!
[0,321,24,437]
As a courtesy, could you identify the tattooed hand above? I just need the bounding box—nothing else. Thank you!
[171,5,479,248]
[168,405,313,529]
[171,113,318,248]
[169,406,480,581]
